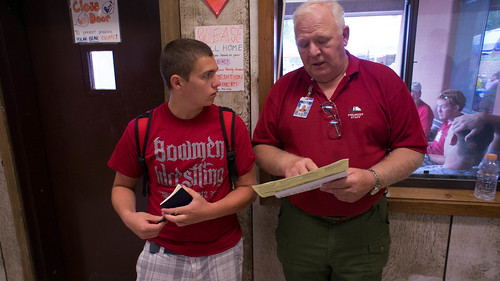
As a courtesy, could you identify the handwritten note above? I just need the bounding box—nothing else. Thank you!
[70,0,121,43]
[195,25,244,91]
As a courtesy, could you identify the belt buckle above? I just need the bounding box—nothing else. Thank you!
[318,215,349,224]
[328,216,349,222]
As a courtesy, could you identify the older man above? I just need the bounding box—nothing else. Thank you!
[252,1,427,280]
[411,82,434,138]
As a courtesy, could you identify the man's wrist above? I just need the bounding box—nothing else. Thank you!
[368,168,382,195]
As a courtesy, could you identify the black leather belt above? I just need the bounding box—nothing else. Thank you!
[316,195,384,224]
[149,241,179,255]
[317,206,372,223]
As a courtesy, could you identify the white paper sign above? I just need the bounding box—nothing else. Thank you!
[195,25,244,92]
[69,0,121,43]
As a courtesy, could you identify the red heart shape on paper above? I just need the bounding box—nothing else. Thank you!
[204,0,229,18]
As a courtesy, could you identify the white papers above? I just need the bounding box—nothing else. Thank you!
[274,171,348,198]
[252,158,349,198]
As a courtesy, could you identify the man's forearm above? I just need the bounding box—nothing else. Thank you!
[253,144,298,177]
[371,148,424,188]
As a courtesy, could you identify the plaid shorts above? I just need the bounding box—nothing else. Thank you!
[136,238,243,281]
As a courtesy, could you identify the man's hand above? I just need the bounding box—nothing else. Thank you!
[254,144,318,177]
[451,113,487,142]
[319,168,374,203]
[283,157,318,177]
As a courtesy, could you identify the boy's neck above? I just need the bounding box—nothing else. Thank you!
[167,97,205,120]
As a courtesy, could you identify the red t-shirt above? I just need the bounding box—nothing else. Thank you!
[108,103,256,256]
[253,53,427,216]
[416,100,434,138]
[427,120,451,155]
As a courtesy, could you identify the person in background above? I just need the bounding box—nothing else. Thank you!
[452,111,500,158]
[485,71,500,94]
[426,89,466,165]
[108,38,256,281]
[473,71,499,113]
[414,122,494,176]
[252,1,427,280]
[411,82,434,138]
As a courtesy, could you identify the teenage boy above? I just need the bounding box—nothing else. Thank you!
[426,89,466,164]
[108,38,256,281]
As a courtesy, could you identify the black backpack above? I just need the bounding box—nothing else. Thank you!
[134,106,238,196]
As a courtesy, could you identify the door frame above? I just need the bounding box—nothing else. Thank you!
[0,1,181,280]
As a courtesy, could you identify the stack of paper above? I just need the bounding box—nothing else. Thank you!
[252,158,349,198]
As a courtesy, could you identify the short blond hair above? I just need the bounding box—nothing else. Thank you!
[439,89,466,111]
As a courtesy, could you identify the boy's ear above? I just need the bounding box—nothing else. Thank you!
[170,75,183,90]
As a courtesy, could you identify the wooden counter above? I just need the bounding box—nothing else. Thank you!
[260,187,500,218]
[386,187,500,218]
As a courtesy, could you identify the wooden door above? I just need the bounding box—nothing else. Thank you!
[0,0,165,280]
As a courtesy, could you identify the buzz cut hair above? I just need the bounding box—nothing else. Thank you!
[159,38,214,89]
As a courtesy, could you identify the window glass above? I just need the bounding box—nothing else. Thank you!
[410,0,500,181]
[280,0,500,185]
[89,50,116,90]
[281,0,404,75]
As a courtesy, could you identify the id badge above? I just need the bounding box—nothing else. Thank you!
[293,97,314,118]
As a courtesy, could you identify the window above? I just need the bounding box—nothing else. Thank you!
[89,51,116,90]
[80,45,120,96]
[280,0,405,76]
[277,0,500,189]
[409,0,500,185]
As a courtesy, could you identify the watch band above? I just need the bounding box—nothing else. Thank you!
[368,168,381,195]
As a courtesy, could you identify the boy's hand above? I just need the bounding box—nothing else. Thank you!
[161,187,213,227]
[123,211,166,239]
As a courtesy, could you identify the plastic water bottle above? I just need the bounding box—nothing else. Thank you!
[474,153,499,201]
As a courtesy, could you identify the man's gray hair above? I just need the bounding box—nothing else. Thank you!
[293,0,345,35]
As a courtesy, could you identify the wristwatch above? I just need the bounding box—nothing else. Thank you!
[368,169,382,195]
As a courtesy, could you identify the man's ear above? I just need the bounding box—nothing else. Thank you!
[170,75,183,90]
[449,133,458,146]
[342,25,349,46]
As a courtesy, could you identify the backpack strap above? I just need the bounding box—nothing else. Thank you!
[219,106,239,182]
[134,109,153,196]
